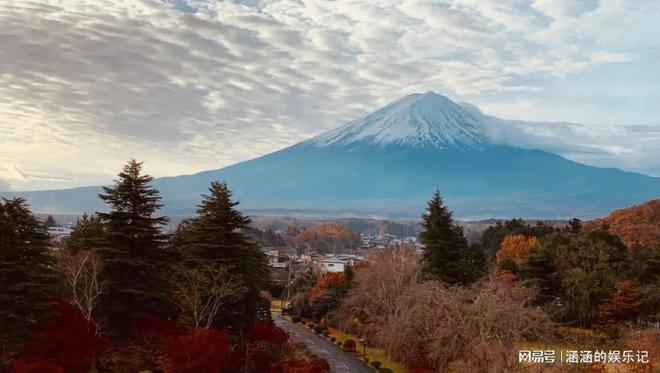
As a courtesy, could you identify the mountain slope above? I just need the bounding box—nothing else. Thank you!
[3,92,660,219]
[585,199,660,246]
[307,92,487,149]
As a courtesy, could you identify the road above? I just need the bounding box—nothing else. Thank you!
[273,313,372,373]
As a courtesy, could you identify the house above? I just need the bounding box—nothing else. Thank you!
[318,258,345,273]
[317,253,365,273]
[264,249,289,268]
[47,227,72,250]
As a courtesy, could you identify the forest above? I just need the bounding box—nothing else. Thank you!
[0,160,658,372]
[285,193,660,372]
[0,160,327,373]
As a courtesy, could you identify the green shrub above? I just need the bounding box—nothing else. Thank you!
[370,361,382,369]
[342,339,356,353]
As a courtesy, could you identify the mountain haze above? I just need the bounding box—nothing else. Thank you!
[3,92,659,219]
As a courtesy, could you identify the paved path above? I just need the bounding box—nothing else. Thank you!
[273,313,372,373]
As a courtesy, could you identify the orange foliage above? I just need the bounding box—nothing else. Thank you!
[293,224,360,253]
[595,281,640,327]
[496,270,517,285]
[585,199,660,247]
[309,272,347,302]
[495,234,540,265]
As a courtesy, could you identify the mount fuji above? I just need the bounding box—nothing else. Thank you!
[3,92,660,219]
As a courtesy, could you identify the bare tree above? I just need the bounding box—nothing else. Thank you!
[55,249,104,321]
[373,274,554,372]
[340,244,421,335]
[171,265,245,330]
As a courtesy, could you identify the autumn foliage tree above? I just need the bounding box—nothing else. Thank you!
[244,321,289,371]
[11,356,65,373]
[306,271,350,321]
[595,281,640,328]
[585,199,660,247]
[16,300,111,373]
[164,329,232,373]
[309,272,348,302]
[293,223,360,253]
[496,234,541,275]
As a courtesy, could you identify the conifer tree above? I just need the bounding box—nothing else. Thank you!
[172,181,269,330]
[521,245,560,303]
[0,198,58,349]
[419,191,482,284]
[44,215,57,228]
[96,160,174,337]
[67,213,105,254]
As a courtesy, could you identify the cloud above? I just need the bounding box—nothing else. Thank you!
[481,116,660,176]
[0,0,659,190]
[0,179,11,191]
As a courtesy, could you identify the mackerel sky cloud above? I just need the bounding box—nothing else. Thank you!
[1,0,659,190]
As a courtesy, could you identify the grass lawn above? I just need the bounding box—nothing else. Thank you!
[270,298,285,312]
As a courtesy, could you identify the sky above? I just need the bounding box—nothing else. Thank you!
[1,0,659,191]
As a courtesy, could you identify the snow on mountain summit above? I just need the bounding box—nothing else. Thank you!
[307,92,488,149]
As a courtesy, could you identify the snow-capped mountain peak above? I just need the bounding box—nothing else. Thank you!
[307,91,487,149]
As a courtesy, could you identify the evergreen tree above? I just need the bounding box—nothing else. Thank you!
[67,213,105,254]
[0,198,58,349]
[520,245,560,304]
[172,181,269,330]
[419,191,482,284]
[628,244,660,284]
[479,219,555,265]
[566,218,582,233]
[96,160,174,338]
[44,215,57,228]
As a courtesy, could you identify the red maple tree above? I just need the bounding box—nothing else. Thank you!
[163,329,232,373]
[16,300,110,373]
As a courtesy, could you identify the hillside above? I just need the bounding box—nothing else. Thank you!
[585,199,660,246]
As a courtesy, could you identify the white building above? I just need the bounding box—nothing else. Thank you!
[47,227,72,238]
[318,258,345,273]
[264,249,289,268]
[317,253,365,273]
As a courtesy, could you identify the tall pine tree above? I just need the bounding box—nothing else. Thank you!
[0,198,58,349]
[171,181,269,330]
[419,191,482,284]
[67,213,105,254]
[96,160,174,338]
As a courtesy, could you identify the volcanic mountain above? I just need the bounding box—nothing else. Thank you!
[3,92,660,219]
